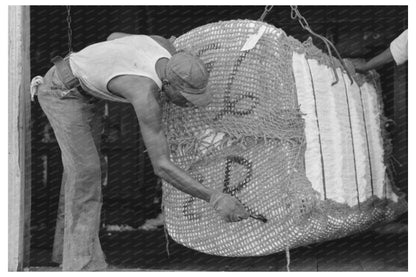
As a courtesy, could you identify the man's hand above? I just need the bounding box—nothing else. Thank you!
[343,58,367,75]
[350,59,368,74]
[209,192,250,222]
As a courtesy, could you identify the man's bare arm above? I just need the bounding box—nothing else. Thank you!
[107,76,250,221]
[354,48,394,73]
[134,96,215,202]
[109,76,215,202]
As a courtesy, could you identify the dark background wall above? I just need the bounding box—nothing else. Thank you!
[29,5,407,265]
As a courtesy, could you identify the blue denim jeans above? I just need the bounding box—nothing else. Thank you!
[37,66,107,271]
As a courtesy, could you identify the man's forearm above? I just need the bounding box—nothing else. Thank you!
[154,158,215,202]
[362,48,394,71]
[127,93,216,203]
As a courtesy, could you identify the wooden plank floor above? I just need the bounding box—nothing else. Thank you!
[27,223,407,272]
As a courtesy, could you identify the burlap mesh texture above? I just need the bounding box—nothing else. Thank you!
[161,19,406,256]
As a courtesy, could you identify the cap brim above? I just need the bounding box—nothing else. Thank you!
[179,88,213,107]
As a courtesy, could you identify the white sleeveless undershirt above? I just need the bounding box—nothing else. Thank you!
[68,35,172,103]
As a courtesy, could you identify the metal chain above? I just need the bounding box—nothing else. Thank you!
[289,5,353,85]
[66,6,73,53]
[290,5,310,30]
[259,5,273,21]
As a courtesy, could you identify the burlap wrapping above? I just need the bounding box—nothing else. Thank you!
[161,20,407,256]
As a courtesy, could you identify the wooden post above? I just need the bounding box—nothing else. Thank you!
[8,5,31,271]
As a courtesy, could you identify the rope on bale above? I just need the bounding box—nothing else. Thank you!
[285,246,291,271]
[290,5,354,85]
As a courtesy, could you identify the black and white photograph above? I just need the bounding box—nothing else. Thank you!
[7,3,409,272]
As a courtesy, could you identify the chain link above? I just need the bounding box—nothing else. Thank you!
[66,6,73,53]
[259,5,273,22]
[290,6,310,31]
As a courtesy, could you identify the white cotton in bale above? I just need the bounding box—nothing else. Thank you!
[292,53,399,206]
